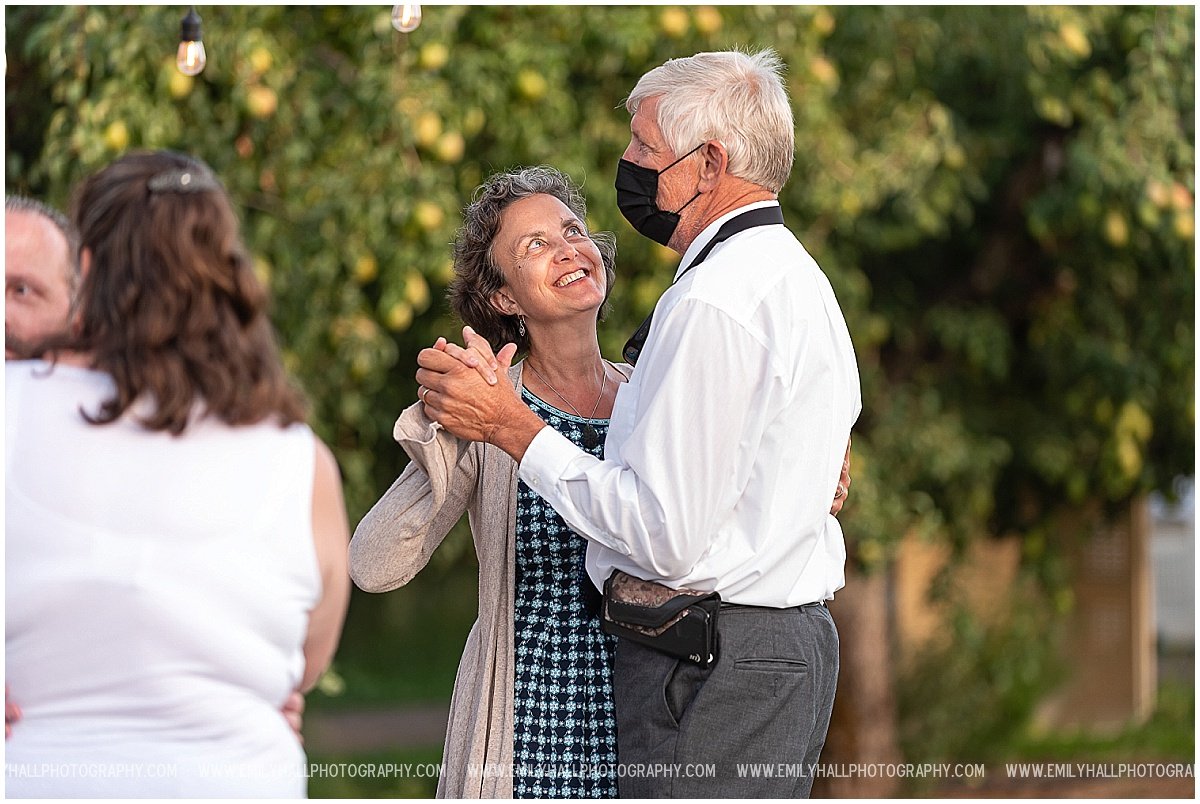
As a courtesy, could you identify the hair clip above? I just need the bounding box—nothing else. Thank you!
[147,169,219,195]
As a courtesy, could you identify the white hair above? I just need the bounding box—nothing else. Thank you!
[626,49,795,193]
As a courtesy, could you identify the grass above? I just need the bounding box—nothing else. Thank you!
[1006,679,1195,762]
[306,746,443,799]
[302,527,471,797]
[905,678,1195,796]
[310,549,479,710]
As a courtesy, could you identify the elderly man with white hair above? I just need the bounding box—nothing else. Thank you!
[419,49,861,797]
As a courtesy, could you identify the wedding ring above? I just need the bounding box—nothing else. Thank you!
[419,386,430,403]
[835,483,847,499]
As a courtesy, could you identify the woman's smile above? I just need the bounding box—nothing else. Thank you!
[553,268,589,288]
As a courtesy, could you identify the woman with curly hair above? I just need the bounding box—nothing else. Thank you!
[351,166,626,798]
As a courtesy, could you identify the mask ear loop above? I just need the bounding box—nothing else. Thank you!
[662,142,707,215]
[659,142,705,175]
[671,190,702,216]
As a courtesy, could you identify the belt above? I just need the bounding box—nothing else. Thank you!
[719,600,826,611]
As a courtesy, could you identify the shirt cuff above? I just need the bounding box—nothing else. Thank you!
[517,425,582,494]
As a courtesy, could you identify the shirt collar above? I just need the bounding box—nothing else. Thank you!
[673,200,782,282]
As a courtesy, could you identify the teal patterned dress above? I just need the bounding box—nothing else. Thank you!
[512,388,618,798]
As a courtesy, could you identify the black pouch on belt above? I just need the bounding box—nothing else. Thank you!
[600,569,720,668]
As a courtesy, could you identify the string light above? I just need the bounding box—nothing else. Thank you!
[176,6,206,76]
[391,4,422,33]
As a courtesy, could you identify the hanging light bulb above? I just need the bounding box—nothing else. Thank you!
[391,3,422,33]
[176,6,207,76]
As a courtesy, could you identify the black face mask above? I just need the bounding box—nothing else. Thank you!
[614,143,704,246]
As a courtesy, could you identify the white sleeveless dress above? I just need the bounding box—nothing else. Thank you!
[4,361,321,798]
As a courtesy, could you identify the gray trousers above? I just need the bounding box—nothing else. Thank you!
[613,603,839,798]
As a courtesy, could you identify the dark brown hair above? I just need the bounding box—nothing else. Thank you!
[58,150,306,434]
[447,166,617,355]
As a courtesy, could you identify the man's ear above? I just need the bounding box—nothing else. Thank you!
[488,287,521,317]
[697,141,728,191]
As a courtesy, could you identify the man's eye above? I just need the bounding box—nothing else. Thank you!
[528,238,545,250]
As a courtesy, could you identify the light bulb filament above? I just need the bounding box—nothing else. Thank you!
[177,40,206,76]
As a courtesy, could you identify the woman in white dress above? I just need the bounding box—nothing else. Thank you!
[4,150,350,797]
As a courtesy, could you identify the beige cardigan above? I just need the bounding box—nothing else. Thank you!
[350,359,630,797]
[349,363,525,798]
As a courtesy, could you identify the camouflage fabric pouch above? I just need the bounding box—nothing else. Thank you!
[600,570,721,667]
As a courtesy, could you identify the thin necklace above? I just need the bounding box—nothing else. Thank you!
[526,360,607,450]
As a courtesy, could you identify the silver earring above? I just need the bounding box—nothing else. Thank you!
[517,315,526,337]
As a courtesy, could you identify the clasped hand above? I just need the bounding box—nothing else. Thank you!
[415,327,521,445]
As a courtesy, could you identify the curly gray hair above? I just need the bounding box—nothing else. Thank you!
[447,166,617,355]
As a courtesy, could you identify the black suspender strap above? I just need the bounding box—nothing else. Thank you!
[622,205,785,365]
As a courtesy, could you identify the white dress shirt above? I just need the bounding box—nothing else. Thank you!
[519,201,861,607]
